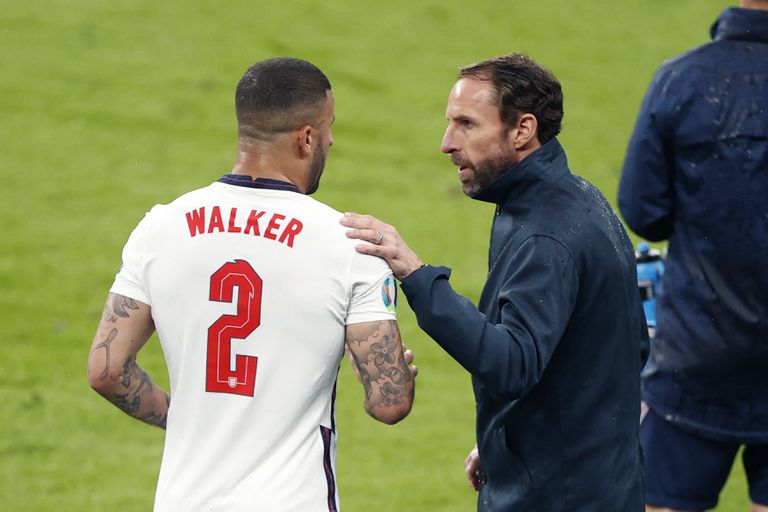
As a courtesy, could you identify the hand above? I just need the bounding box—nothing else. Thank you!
[340,212,424,280]
[640,400,649,424]
[465,444,480,492]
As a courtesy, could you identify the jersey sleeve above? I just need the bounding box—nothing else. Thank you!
[109,211,153,305]
[345,249,398,325]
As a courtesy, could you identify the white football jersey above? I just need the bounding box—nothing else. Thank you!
[110,175,397,512]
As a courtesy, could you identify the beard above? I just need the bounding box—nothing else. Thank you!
[452,140,518,197]
[305,138,327,195]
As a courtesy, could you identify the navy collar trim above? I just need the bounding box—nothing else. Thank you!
[217,174,302,194]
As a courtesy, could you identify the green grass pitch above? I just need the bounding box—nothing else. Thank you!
[0,0,750,510]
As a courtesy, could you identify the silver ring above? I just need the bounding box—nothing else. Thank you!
[376,231,384,244]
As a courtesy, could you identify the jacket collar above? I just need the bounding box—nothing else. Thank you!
[471,137,570,206]
[711,7,768,44]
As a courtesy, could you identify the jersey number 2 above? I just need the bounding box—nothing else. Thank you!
[206,259,261,397]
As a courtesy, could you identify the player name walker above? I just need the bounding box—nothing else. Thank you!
[185,206,303,248]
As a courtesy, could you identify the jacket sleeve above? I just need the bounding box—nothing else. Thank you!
[618,68,676,242]
[400,235,578,401]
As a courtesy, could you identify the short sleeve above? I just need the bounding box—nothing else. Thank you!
[109,212,152,305]
[345,250,397,325]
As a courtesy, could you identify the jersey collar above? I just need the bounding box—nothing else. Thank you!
[218,174,302,194]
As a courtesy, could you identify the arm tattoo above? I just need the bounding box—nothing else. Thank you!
[91,328,118,381]
[114,354,168,429]
[140,410,168,429]
[349,322,414,409]
[348,349,373,399]
[92,294,169,429]
[141,393,170,429]
[112,392,141,414]
[112,294,140,319]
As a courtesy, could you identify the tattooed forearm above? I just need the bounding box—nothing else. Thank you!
[348,349,373,399]
[347,321,414,415]
[140,410,168,429]
[112,392,141,414]
[109,356,169,429]
[141,393,170,429]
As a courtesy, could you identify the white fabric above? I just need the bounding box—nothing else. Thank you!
[110,181,396,511]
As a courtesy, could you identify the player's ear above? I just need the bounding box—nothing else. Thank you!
[510,113,538,149]
[296,124,313,158]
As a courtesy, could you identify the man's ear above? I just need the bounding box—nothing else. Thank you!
[296,124,313,158]
[510,113,539,149]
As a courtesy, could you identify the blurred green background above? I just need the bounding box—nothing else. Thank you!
[0,0,749,510]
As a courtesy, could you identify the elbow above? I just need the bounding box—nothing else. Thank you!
[367,387,415,425]
[87,363,118,397]
[368,402,413,425]
[618,203,673,242]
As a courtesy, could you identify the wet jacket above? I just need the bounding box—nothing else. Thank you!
[402,139,647,511]
[618,7,768,441]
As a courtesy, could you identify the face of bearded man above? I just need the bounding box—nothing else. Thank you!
[441,78,523,197]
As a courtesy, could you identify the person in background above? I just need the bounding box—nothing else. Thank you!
[618,2,768,510]
[342,53,648,511]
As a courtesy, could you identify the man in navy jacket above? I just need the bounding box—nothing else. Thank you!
[619,2,768,511]
[343,54,647,511]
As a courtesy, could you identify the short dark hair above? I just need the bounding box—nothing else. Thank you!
[459,54,563,144]
[235,57,331,140]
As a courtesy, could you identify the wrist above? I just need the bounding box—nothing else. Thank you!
[397,262,427,281]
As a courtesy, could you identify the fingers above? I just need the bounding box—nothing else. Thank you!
[464,446,480,491]
[640,400,649,424]
[340,213,385,247]
[340,212,391,245]
[467,472,479,492]
[340,212,379,229]
[404,348,414,365]
[404,348,418,377]
[345,227,383,244]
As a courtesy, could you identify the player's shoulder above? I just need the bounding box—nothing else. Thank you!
[139,183,218,219]
[289,194,351,236]
[293,193,344,218]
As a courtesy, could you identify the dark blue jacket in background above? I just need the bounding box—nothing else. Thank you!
[618,7,768,442]
[402,139,647,511]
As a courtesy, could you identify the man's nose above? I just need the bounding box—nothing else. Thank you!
[441,127,457,154]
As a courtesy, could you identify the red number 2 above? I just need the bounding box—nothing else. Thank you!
[206,259,262,397]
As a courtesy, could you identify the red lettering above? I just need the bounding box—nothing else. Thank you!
[208,206,225,233]
[279,218,303,248]
[264,213,285,240]
[245,210,266,235]
[227,208,242,233]
[186,207,206,237]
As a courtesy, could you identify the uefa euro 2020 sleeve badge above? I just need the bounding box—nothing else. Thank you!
[381,276,397,312]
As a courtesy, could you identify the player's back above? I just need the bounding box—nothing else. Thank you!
[112,177,391,511]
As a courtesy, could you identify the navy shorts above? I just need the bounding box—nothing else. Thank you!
[641,407,768,510]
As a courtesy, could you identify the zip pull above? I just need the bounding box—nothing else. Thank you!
[495,204,501,216]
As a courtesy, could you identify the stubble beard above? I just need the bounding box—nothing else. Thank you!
[305,140,326,195]
[457,140,518,197]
